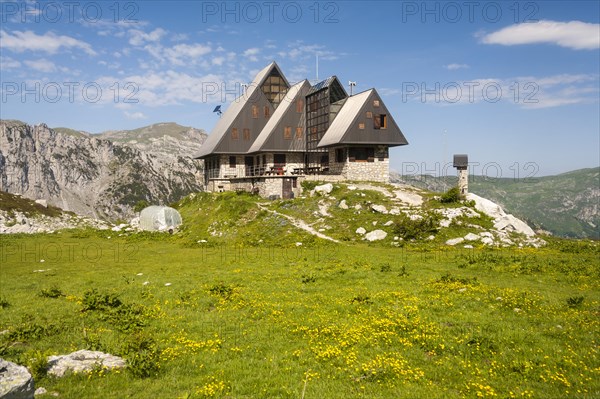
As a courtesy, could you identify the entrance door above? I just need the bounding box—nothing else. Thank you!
[244,156,254,176]
[282,178,294,199]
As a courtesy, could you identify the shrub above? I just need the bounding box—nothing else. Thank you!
[566,296,584,308]
[208,283,235,300]
[134,200,150,213]
[22,350,50,380]
[392,213,439,240]
[121,334,161,378]
[301,274,317,283]
[39,286,64,299]
[440,186,462,203]
[0,297,10,309]
[81,289,122,311]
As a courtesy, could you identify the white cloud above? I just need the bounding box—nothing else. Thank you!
[95,71,227,107]
[23,58,56,72]
[0,56,21,69]
[128,28,166,46]
[0,30,96,55]
[243,47,260,61]
[212,56,225,66]
[401,73,598,109]
[481,20,600,50]
[124,111,147,120]
[445,63,469,70]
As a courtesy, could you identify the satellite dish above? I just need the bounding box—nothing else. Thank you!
[213,105,222,117]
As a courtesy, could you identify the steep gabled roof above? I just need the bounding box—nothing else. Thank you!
[317,89,408,148]
[248,80,310,153]
[194,62,287,158]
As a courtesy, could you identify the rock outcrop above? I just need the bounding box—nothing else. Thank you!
[0,358,35,399]
[47,350,126,377]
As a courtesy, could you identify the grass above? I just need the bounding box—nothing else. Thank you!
[0,228,598,398]
[0,187,598,397]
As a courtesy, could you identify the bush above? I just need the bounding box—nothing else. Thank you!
[0,297,10,309]
[440,186,462,203]
[39,286,64,299]
[121,334,161,378]
[81,289,122,311]
[392,213,439,240]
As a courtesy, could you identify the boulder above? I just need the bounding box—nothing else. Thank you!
[445,237,464,246]
[481,237,494,245]
[47,350,126,377]
[34,199,47,208]
[314,183,333,195]
[355,227,366,235]
[464,233,480,241]
[0,358,35,399]
[338,200,349,209]
[365,229,388,241]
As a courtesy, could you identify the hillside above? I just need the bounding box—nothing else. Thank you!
[0,121,203,220]
[391,168,600,239]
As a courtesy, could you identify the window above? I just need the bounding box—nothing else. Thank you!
[373,100,380,107]
[335,148,345,163]
[366,111,372,118]
[284,126,292,140]
[262,154,267,165]
[274,153,286,166]
[349,147,375,162]
[243,128,251,140]
[264,106,270,118]
[295,127,303,139]
[296,99,304,113]
[231,128,239,140]
[374,114,387,130]
[229,156,236,168]
[252,105,258,118]
[358,122,365,130]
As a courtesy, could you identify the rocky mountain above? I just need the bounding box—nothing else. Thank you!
[391,168,600,239]
[53,122,207,159]
[0,120,205,220]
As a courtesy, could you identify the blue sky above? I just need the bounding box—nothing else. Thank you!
[1,0,599,177]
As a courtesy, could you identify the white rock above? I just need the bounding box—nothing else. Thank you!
[164,283,172,286]
[384,220,394,226]
[0,358,35,398]
[389,207,401,215]
[35,387,47,396]
[295,242,302,246]
[355,227,366,235]
[354,204,362,210]
[371,204,388,214]
[111,226,121,232]
[439,219,451,228]
[409,214,422,221]
[427,235,435,240]
[143,281,150,286]
[479,232,494,238]
[35,199,47,207]
[463,245,473,249]
[365,229,388,241]
[467,193,535,236]
[314,183,333,195]
[338,200,349,209]
[47,350,126,377]
[136,273,143,276]
[464,233,480,241]
[481,237,494,245]
[372,221,377,226]
[445,237,464,246]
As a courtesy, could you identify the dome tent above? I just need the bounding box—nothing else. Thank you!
[138,206,182,232]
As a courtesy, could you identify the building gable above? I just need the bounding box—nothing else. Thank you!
[248,80,310,154]
[195,62,290,158]
[317,89,408,148]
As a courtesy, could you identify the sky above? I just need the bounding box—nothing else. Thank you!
[1,0,599,177]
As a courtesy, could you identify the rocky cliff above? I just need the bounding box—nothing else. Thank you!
[0,120,204,220]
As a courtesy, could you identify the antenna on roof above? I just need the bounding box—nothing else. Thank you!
[349,81,356,96]
[212,105,222,118]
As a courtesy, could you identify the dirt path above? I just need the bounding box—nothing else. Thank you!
[257,203,340,243]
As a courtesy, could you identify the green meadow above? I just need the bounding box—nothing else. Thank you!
[0,191,598,398]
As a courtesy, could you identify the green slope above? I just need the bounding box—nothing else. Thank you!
[392,167,599,239]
